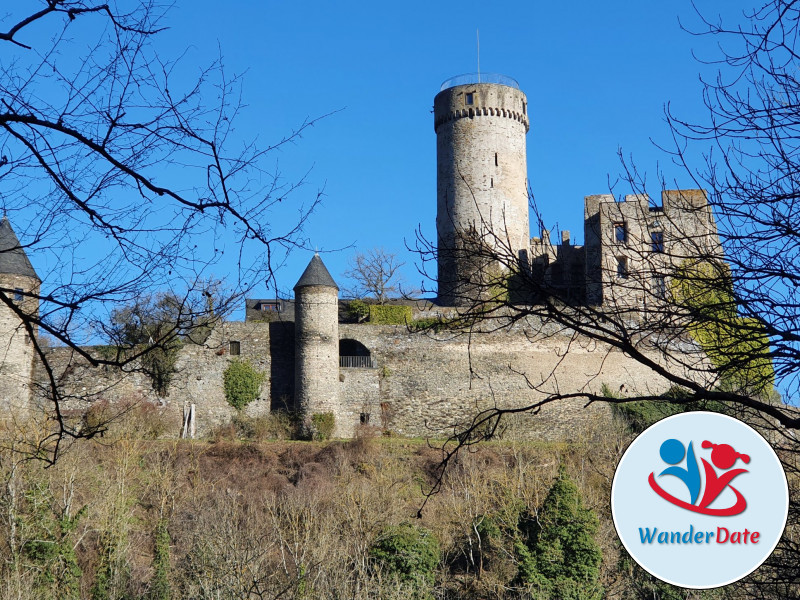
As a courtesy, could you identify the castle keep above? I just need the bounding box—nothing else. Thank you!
[2,74,721,438]
[435,76,531,305]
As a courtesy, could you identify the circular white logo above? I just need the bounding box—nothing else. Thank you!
[611,411,788,588]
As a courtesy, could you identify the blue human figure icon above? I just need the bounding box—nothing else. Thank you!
[658,439,701,505]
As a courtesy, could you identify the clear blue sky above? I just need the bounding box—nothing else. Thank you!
[155,0,745,310]
[10,0,754,317]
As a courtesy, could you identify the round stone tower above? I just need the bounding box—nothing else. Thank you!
[0,217,40,407]
[293,253,340,434]
[434,74,530,305]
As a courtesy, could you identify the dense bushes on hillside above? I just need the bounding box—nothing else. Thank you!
[0,406,790,599]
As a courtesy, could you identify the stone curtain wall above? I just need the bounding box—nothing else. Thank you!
[36,321,282,435]
[33,318,682,440]
[337,323,673,440]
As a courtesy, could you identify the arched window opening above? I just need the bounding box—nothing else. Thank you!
[339,339,376,368]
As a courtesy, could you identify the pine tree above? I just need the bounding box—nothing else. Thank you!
[518,465,603,599]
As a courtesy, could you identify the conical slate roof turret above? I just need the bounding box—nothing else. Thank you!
[294,253,338,291]
[0,217,39,281]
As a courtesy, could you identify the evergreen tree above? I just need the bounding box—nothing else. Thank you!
[369,522,440,598]
[518,465,603,599]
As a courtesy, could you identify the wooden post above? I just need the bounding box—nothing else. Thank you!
[181,402,189,439]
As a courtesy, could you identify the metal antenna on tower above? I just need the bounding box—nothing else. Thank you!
[477,29,481,83]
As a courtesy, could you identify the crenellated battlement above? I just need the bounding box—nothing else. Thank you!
[434,105,529,133]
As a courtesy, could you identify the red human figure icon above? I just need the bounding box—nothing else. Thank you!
[698,441,750,511]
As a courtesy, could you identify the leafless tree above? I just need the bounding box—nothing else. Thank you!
[344,247,406,304]
[0,1,325,461]
[414,1,800,595]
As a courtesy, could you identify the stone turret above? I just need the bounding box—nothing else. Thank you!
[293,254,340,435]
[0,217,40,406]
[434,74,530,305]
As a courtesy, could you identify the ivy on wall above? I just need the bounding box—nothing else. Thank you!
[223,359,266,410]
[368,305,412,325]
[671,260,774,395]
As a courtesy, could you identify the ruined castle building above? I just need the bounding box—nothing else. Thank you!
[293,254,341,433]
[434,74,530,305]
[0,217,40,406]
[584,190,721,306]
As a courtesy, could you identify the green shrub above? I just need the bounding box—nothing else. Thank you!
[20,482,84,599]
[234,411,299,440]
[368,304,412,324]
[410,316,451,332]
[223,360,266,410]
[150,518,171,600]
[607,384,730,433]
[346,299,370,322]
[370,522,440,595]
[310,412,335,440]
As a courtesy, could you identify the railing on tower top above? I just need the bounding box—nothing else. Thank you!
[339,355,377,369]
[440,73,520,92]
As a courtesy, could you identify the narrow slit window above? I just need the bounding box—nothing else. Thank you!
[490,178,493,188]
[229,341,241,356]
[495,152,498,166]
[653,275,666,299]
[465,92,474,105]
[616,257,628,279]
[522,101,527,115]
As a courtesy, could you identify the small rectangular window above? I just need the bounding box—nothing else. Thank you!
[13,288,23,302]
[465,92,474,105]
[259,302,280,312]
[651,231,664,253]
[360,413,370,425]
[616,257,628,279]
[229,341,241,356]
[613,222,627,243]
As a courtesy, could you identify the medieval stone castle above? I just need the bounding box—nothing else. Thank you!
[0,74,720,438]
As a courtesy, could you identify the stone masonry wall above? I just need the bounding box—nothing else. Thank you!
[435,83,530,305]
[294,285,340,433]
[36,320,283,435]
[0,274,39,413]
[336,322,677,441]
[34,316,692,441]
[584,190,721,309]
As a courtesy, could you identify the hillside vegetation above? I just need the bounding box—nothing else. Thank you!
[0,406,790,599]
